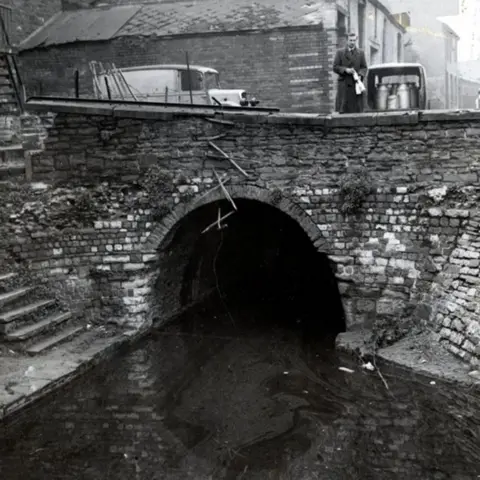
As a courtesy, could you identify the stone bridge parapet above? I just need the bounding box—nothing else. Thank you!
[1,99,479,366]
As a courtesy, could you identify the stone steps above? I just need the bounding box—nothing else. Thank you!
[0,144,24,162]
[26,325,85,356]
[0,299,56,332]
[0,271,85,355]
[0,163,25,180]
[0,56,19,115]
[5,311,72,341]
[0,272,16,283]
[0,286,32,308]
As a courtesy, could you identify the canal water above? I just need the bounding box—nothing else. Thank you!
[0,298,479,480]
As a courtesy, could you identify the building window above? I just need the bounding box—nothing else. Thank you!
[397,33,402,61]
[358,1,366,49]
[0,3,12,47]
[337,10,346,47]
[382,17,387,62]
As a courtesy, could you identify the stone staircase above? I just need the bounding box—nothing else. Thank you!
[0,54,20,116]
[0,52,52,182]
[0,52,24,180]
[0,271,85,355]
[0,143,24,180]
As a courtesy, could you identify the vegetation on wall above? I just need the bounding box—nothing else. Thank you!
[338,167,374,215]
[134,164,176,221]
[0,164,179,235]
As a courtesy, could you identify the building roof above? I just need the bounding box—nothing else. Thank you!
[19,0,326,51]
[437,15,462,38]
[20,5,141,50]
[368,0,406,33]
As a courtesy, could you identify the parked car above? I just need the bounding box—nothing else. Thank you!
[365,62,427,111]
[92,63,259,107]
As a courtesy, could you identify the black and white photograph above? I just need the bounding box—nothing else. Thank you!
[0,1,479,479]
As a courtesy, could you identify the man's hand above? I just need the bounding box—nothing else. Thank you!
[345,68,354,74]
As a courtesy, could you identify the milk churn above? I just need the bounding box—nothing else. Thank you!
[409,83,419,108]
[397,82,410,109]
[387,94,398,110]
[375,84,389,110]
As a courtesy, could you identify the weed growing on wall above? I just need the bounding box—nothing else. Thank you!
[338,167,374,215]
[134,164,175,221]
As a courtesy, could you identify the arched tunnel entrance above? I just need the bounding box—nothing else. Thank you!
[153,198,346,339]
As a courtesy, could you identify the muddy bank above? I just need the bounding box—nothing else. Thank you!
[336,330,480,389]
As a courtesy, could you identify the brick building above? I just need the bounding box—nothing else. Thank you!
[0,1,61,159]
[17,0,404,113]
[338,0,405,66]
[388,0,467,109]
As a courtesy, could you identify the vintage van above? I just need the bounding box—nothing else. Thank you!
[365,62,427,111]
[95,64,259,107]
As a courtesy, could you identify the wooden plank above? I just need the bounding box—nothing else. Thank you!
[208,141,250,177]
[203,117,235,126]
[213,168,237,210]
[193,175,231,204]
[195,133,227,141]
[201,210,235,234]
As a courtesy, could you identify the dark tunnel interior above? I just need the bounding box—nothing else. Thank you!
[171,198,346,339]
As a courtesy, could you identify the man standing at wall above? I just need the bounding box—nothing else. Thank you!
[333,33,368,113]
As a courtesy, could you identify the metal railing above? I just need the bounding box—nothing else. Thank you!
[0,3,11,50]
[0,3,24,112]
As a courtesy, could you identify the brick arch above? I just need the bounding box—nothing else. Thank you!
[144,184,347,332]
[145,185,327,252]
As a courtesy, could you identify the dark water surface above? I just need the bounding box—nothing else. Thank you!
[0,301,479,480]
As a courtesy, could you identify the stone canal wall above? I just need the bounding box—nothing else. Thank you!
[1,103,480,365]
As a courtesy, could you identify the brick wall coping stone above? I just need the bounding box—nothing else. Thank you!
[25,99,480,128]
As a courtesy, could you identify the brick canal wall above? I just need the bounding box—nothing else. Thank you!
[1,103,480,366]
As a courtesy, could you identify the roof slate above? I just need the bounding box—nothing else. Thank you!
[119,0,325,37]
[20,0,325,50]
[19,5,141,50]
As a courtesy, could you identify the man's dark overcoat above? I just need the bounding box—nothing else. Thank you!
[333,47,368,113]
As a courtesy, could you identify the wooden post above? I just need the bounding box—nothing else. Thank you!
[24,151,32,182]
[74,70,80,98]
[104,76,112,100]
[185,51,193,104]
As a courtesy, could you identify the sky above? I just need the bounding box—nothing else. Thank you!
[388,0,479,61]
[456,0,479,60]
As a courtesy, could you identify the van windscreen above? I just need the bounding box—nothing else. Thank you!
[205,72,220,89]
